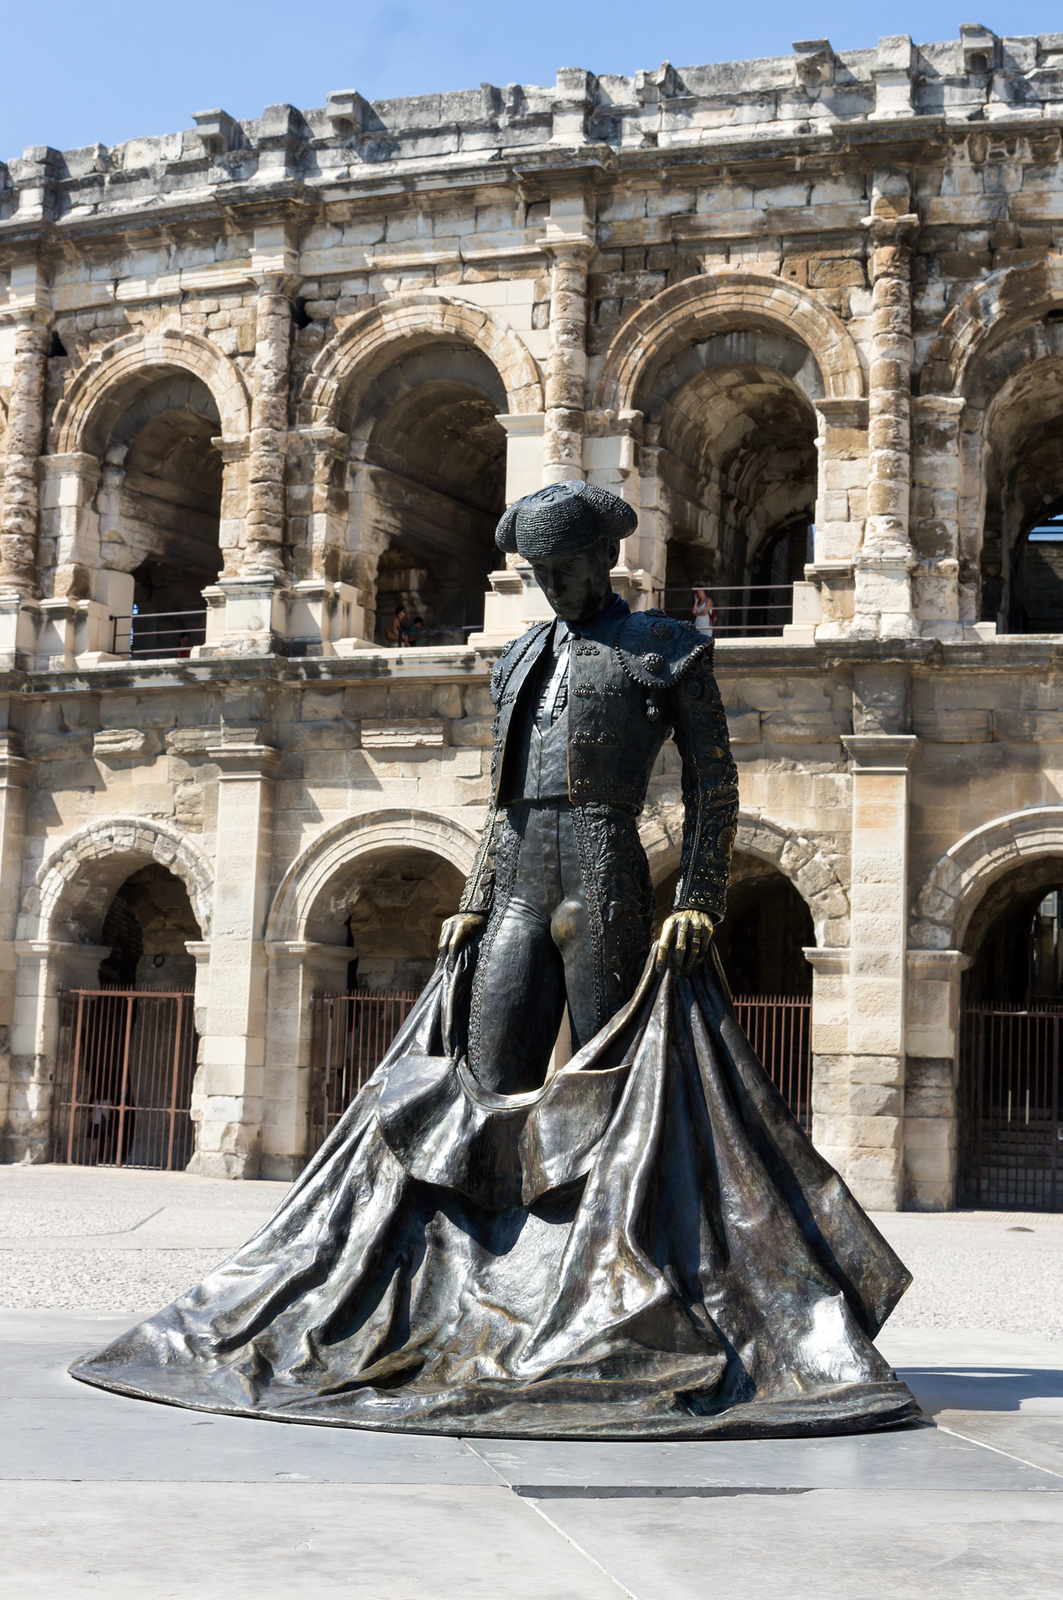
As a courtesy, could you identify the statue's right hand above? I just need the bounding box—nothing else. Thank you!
[438,913,486,961]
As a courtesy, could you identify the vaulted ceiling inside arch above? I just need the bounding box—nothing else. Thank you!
[645,335,819,582]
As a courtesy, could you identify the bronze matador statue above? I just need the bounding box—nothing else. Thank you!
[440,481,738,1094]
[72,484,918,1441]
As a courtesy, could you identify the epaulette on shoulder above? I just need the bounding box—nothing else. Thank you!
[490,620,551,702]
[615,609,710,690]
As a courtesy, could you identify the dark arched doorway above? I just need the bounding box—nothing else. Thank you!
[306,847,465,1152]
[961,858,1063,1209]
[349,344,508,644]
[53,865,200,1170]
[94,371,224,656]
[655,854,814,1126]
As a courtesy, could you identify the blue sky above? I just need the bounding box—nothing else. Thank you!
[2,2,1060,160]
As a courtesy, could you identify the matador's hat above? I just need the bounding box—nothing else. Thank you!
[495,481,637,561]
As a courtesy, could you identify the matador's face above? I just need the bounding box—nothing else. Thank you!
[529,537,621,624]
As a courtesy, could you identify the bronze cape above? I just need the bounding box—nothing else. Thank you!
[71,946,919,1439]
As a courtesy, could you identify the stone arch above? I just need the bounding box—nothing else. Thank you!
[911,806,1063,953]
[19,817,214,944]
[267,808,481,946]
[641,805,849,946]
[595,271,865,414]
[50,327,252,455]
[920,256,1063,398]
[298,292,543,429]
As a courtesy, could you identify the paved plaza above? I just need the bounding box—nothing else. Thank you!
[1,1165,1061,1597]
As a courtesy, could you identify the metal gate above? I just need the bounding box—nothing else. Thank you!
[52,989,198,1171]
[308,988,812,1153]
[309,989,418,1154]
[733,994,813,1132]
[961,1004,1062,1210]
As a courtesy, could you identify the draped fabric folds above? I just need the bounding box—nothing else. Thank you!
[71,950,919,1439]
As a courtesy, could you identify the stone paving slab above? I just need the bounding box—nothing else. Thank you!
[474,1425,1061,1494]
[4,1172,1063,1596]
[530,1488,1063,1600]
[4,1315,1062,1497]
[1,1481,623,1600]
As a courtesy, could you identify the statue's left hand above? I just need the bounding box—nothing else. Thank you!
[655,909,715,974]
[438,912,486,962]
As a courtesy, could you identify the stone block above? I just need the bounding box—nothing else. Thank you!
[360,719,449,750]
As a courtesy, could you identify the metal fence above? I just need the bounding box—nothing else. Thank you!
[961,1004,1062,1210]
[309,987,812,1153]
[52,989,198,1171]
[732,994,813,1132]
[654,585,795,638]
[110,610,208,658]
[308,989,419,1155]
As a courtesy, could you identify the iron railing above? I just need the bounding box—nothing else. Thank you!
[308,987,812,1153]
[732,993,813,1132]
[308,989,419,1154]
[961,1003,1062,1210]
[110,610,208,659]
[654,584,794,638]
[52,989,198,1171]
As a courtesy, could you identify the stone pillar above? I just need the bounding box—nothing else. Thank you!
[294,425,350,579]
[853,182,919,640]
[8,941,110,1163]
[263,940,352,1180]
[904,948,971,1210]
[245,273,297,575]
[805,945,851,1154]
[214,435,251,580]
[188,741,280,1178]
[803,396,870,640]
[0,734,30,1149]
[910,395,968,641]
[0,311,49,598]
[207,227,298,650]
[539,234,594,483]
[838,732,917,1209]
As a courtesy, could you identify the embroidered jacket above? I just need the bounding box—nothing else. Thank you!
[459,600,739,921]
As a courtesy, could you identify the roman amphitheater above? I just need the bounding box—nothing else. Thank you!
[2,27,1063,1210]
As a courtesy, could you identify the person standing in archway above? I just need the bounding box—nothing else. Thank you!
[692,587,716,638]
[385,605,408,646]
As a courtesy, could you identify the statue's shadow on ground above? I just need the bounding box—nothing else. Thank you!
[896,1364,1063,1415]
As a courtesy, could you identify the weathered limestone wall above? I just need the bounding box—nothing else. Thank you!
[3,30,1063,1204]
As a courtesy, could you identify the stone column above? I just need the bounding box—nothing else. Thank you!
[188,741,280,1178]
[245,273,296,575]
[0,733,30,1150]
[802,396,871,640]
[910,395,968,641]
[0,311,49,598]
[838,732,917,1209]
[853,184,919,640]
[539,237,594,483]
[905,948,971,1209]
[8,941,110,1163]
[263,940,352,1179]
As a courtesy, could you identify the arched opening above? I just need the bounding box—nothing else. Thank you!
[304,846,465,1150]
[655,853,814,994]
[655,853,814,1124]
[94,371,224,654]
[645,331,820,636]
[960,856,1063,1209]
[96,863,200,989]
[350,346,508,643]
[306,845,465,992]
[52,863,201,1171]
[973,326,1063,631]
